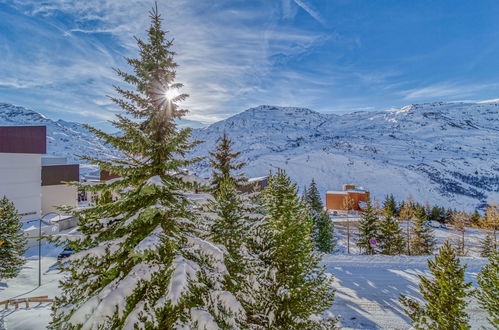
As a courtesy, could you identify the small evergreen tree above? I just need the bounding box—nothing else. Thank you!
[476,250,499,327]
[356,198,379,255]
[481,234,495,258]
[305,179,323,215]
[314,211,336,253]
[51,8,244,329]
[410,206,435,255]
[430,206,442,222]
[209,132,246,191]
[0,196,27,280]
[258,170,336,328]
[470,209,481,227]
[383,194,397,217]
[400,241,472,329]
[377,214,405,255]
[303,180,336,253]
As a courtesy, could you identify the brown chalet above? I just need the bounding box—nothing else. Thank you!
[325,184,370,211]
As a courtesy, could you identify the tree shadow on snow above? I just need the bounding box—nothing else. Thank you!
[328,261,424,329]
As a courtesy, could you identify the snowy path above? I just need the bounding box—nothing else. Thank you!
[0,244,63,330]
[324,255,489,329]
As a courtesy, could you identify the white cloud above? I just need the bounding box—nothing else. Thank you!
[2,0,336,125]
[293,0,326,26]
[401,82,498,100]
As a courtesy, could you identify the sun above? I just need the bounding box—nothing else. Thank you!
[164,88,179,100]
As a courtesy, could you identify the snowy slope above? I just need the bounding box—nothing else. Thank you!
[0,103,120,176]
[190,103,499,210]
[1,101,497,210]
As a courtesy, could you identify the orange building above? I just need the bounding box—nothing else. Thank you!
[325,184,370,211]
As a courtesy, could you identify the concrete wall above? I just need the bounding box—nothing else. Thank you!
[0,153,42,221]
[41,184,78,214]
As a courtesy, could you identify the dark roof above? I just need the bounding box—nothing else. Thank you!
[100,169,120,181]
[0,126,46,154]
[42,164,79,186]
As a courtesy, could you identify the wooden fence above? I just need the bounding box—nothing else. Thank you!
[0,296,53,309]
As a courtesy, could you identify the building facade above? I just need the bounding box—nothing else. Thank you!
[0,126,46,220]
[0,126,79,221]
[325,184,370,211]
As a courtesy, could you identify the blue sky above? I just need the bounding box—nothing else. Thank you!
[1,0,499,131]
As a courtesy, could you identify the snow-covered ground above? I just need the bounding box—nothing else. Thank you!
[1,223,492,330]
[326,254,488,329]
[0,244,64,330]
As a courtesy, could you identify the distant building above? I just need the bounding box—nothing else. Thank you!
[237,176,269,193]
[41,157,79,214]
[0,126,79,221]
[325,184,370,211]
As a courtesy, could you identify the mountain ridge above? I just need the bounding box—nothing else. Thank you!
[190,102,499,210]
[1,101,497,210]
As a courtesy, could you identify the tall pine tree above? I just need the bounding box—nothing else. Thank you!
[410,206,435,255]
[209,132,246,191]
[257,170,336,328]
[0,196,27,280]
[51,7,244,329]
[476,250,499,327]
[400,241,472,329]
[356,198,379,255]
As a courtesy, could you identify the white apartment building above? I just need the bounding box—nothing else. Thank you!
[0,126,79,221]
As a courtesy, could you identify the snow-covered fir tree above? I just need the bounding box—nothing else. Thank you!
[304,180,336,253]
[410,206,435,255]
[476,250,499,327]
[356,198,379,255]
[481,234,495,258]
[205,137,268,327]
[377,214,405,255]
[400,241,472,329]
[0,196,27,280]
[257,170,336,329]
[51,7,244,329]
[209,131,246,191]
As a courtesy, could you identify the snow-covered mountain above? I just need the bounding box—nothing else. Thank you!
[0,103,120,176]
[190,103,499,210]
[1,101,497,210]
